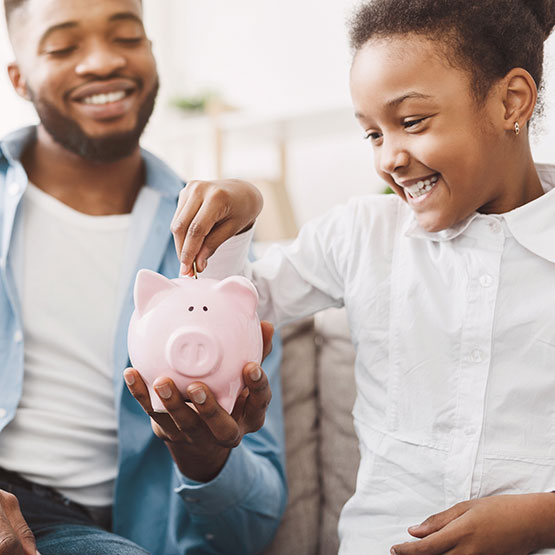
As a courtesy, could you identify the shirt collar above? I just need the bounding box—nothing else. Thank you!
[1,125,184,201]
[405,163,555,262]
[503,163,555,262]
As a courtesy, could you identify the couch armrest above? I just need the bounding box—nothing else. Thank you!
[315,308,358,555]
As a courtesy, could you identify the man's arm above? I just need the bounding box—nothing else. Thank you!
[124,323,287,554]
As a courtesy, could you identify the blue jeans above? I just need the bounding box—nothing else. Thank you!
[0,473,149,554]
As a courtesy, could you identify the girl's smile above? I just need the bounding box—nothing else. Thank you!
[350,35,544,233]
[398,173,440,200]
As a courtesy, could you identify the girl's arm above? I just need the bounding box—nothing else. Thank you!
[171,178,348,327]
[390,493,555,555]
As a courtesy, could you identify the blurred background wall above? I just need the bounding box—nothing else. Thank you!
[1,0,554,240]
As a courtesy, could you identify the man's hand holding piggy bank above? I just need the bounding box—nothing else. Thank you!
[124,269,274,482]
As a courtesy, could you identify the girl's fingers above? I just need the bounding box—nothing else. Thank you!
[391,528,457,555]
[178,198,224,275]
[171,190,203,273]
[408,502,470,538]
[195,220,238,272]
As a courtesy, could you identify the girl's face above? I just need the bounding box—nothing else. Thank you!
[350,35,528,232]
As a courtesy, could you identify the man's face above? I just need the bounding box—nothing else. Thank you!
[8,0,159,162]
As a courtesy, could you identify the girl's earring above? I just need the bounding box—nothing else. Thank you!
[514,121,520,136]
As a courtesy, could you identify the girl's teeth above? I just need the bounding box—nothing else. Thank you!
[83,91,126,105]
[405,174,439,198]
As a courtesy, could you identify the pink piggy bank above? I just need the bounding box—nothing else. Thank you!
[127,269,263,413]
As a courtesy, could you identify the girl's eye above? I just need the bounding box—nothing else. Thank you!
[403,117,426,129]
[363,131,382,142]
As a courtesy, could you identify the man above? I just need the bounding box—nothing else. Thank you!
[0,0,287,553]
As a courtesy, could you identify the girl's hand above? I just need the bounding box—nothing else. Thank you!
[390,493,555,555]
[171,179,263,276]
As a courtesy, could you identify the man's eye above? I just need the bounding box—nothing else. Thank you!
[116,37,143,45]
[46,46,76,56]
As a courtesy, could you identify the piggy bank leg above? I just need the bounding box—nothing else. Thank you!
[218,395,237,414]
[149,386,168,413]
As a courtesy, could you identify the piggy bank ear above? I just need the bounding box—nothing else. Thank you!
[133,269,176,317]
[215,276,259,317]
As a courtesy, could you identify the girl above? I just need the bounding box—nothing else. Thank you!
[168,0,555,553]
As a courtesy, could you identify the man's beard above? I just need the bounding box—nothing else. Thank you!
[29,79,159,164]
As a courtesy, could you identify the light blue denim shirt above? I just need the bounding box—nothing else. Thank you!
[0,126,286,554]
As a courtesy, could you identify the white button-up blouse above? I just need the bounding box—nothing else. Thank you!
[208,163,555,554]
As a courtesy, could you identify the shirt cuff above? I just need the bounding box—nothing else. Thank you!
[199,228,253,280]
[174,442,258,515]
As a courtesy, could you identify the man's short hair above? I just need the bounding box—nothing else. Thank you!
[4,0,27,28]
[4,0,143,30]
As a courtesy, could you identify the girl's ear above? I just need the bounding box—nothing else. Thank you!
[7,63,31,100]
[501,68,537,133]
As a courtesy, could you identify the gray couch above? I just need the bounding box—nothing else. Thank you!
[264,308,360,555]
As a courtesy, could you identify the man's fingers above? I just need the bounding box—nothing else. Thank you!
[0,491,36,555]
[408,502,470,538]
[152,378,204,442]
[230,388,250,421]
[185,383,242,448]
[260,321,274,361]
[123,368,154,413]
[242,363,272,433]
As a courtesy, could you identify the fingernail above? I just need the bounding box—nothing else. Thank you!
[249,365,262,381]
[155,383,172,399]
[123,372,135,386]
[390,550,398,555]
[189,387,206,404]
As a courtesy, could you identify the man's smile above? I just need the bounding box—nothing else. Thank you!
[69,78,140,121]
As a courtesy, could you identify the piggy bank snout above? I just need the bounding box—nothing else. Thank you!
[165,327,222,378]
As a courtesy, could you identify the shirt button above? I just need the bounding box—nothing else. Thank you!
[7,182,20,196]
[489,221,501,234]
[0,409,6,419]
[479,274,493,287]
[13,330,23,343]
[471,349,483,363]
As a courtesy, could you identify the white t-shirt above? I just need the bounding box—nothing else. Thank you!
[208,163,555,554]
[0,184,134,507]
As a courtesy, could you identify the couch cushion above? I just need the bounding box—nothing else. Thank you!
[314,308,358,555]
[264,318,320,555]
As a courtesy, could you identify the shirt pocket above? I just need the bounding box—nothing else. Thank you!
[482,328,555,463]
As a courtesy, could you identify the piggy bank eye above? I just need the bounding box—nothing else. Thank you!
[188,306,194,312]
[203,306,208,312]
